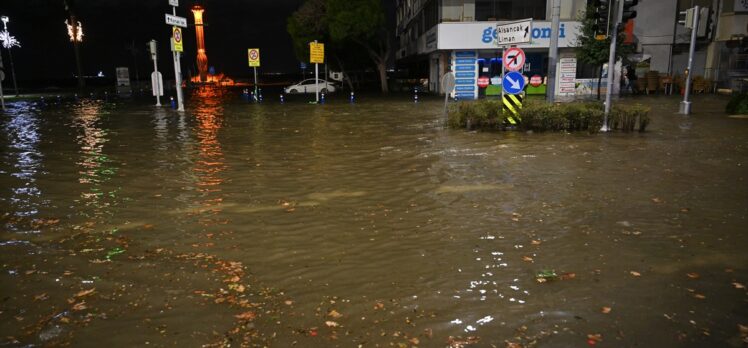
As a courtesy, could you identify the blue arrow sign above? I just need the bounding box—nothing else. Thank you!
[502,71,525,95]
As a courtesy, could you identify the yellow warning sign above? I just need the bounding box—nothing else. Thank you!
[172,26,183,52]
[248,48,260,67]
[309,42,324,64]
[503,93,524,125]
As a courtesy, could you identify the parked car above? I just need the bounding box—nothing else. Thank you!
[284,79,337,94]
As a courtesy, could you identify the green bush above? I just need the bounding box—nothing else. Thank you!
[449,99,650,132]
[726,93,748,115]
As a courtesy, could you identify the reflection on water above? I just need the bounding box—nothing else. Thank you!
[192,93,226,230]
[0,95,746,347]
[1,102,45,233]
[71,101,119,219]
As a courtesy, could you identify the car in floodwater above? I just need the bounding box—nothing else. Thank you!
[284,79,338,94]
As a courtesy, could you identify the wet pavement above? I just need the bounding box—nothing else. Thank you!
[1,91,747,347]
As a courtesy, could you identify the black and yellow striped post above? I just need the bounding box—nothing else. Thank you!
[502,93,524,125]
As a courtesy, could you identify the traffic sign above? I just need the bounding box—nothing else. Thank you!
[168,0,179,6]
[530,75,542,87]
[502,71,525,95]
[248,48,260,67]
[495,19,532,45]
[441,72,456,92]
[503,47,526,72]
[477,76,489,88]
[165,14,187,28]
[503,93,523,125]
[151,71,164,97]
[309,42,324,64]
[172,27,183,52]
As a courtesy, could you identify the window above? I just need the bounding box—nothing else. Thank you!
[475,0,546,21]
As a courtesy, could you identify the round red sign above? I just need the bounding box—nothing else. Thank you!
[477,76,489,88]
[530,75,543,87]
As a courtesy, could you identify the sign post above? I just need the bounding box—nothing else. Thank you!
[165,0,186,111]
[148,40,162,106]
[495,20,531,121]
[248,48,260,97]
[441,71,456,117]
[309,41,324,103]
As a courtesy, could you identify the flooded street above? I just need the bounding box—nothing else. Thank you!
[1,92,747,347]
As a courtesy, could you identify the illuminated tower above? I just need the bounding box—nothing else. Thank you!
[192,5,208,82]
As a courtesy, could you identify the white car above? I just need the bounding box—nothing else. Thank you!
[284,79,337,94]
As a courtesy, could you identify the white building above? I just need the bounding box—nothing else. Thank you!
[395,0,588,98]
[396,0,748,98]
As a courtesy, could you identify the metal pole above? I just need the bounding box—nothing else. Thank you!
[7,47,18,96]
[546,0,561,102]
[253,66,258,97]
[153,51,161,106]
[0,51,5,110]
[314,40,319,103]
[679,5,699,115]
[501,46,505,103]
[603,0,624,131]
[172,6,184,112]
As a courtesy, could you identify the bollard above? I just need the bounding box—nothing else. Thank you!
[280,94,285,104]
[74,94,78,102]
[350,91,355,103]
[414,88,419,103]
[249,91,254,103]
[57,95,62,104]
[320,92,325,104]
[258,89,263,103]
[170,96,177,109]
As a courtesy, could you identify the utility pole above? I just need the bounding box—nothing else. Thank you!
[170,4,185,112]
[0,50,5,110]
[679,6,699,115]
[602,0,624,131]
[546,0,561,102]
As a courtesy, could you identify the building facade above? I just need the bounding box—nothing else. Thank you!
[395,0,587,97]
[396,0,748,98]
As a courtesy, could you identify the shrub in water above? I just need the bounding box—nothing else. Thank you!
[725,93,748,115]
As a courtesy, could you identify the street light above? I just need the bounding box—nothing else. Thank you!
[0,15,21,96]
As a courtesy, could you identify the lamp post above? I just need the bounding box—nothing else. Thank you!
[0,16,20,96]
[64,0,85,89]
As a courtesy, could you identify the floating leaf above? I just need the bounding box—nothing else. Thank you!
[601,307,611,314]
[693,293,706,300]
[630,271,641,277]
[75,288,96,297]
[328,309,343,319]
[521,256,534,262]
[686,272,700,279]
[325,320,339,327]
[732,282,745,289]
[234,311,256,321]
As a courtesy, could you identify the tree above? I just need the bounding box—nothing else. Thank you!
[287,0,392,94]
[574,7,633,100]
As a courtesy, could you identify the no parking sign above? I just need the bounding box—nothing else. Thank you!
[248,48,260,67]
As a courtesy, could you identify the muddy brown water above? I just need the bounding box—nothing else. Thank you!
[1,92,747,347]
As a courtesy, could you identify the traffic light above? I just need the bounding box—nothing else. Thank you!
[589,0,611,39]
[622,0,638,23]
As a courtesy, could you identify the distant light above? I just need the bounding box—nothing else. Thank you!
[0,30,20,49]
[97,71,104,77]
[65,19,83,42]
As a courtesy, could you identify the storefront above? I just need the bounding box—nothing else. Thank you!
[423,20,582,99]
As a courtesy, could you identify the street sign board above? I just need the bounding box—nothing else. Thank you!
[165,14,187,28]
[116,67,130,87]
[495,19,532,46]
[300,62,307,70]
[503,47,526,72]
[441,71,456,92]
[248,48,260,67]
[172,27,183,52]
[502,71,525,95]
[309,42,324,64]
[530,75,542,87]
[168,0,179,6]
[151,71,164,97]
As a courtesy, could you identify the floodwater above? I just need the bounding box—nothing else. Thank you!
[1,91,746,347]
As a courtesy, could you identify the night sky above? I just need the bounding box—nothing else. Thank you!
[0,0,306,82]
